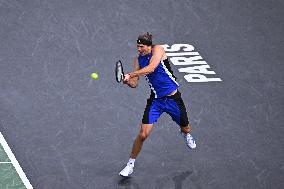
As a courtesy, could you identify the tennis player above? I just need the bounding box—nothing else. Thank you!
[119,32,196,177]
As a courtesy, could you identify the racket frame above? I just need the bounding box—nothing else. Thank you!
[115,60,124,83]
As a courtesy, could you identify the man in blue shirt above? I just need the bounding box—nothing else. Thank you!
[119,32,196,177]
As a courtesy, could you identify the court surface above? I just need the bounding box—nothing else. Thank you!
[0,0,283,188]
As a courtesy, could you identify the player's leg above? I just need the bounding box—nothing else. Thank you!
[130,124,154,159]
[119,124,154,177]
[119,98,162,177]
[166,91,196,149]
[131,98,162,158]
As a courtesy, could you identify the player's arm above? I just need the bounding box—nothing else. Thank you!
[126,45,164,79]
[124,57,140,88]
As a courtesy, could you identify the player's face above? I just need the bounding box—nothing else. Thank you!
[137,44,150,56]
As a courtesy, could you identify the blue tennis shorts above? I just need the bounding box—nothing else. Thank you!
[142,91,189,126]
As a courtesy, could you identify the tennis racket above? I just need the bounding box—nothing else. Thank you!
[115,60,124,83]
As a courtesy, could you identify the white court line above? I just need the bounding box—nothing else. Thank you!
[0,132,33,189]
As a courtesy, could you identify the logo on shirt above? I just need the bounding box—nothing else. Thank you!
[162,44,222,83]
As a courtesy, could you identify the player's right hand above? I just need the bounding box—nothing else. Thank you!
[123,73,131,83]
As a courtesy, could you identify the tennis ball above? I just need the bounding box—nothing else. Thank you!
[91,72,98,80]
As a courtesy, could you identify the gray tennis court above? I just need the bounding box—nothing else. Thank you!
[0,0,283,188]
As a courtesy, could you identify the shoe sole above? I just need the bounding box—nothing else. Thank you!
[188,145,196,149]
[187,143,197,149]
[119,169,133,177]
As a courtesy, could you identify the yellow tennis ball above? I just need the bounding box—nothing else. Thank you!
[91,72,98,80]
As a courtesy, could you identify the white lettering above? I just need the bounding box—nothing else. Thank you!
[184,74,222,82]
[163,44,222,83]
[170,56,207,65]
[166,52,199,57]
[179,65,216,74]
[162,44,195,52]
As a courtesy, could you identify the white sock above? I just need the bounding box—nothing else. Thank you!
[181,131,188,136]
[128,158,135,166]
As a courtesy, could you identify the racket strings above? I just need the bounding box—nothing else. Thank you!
[116,60,124,82]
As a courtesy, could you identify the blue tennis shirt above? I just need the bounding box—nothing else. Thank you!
[138,53,179,98]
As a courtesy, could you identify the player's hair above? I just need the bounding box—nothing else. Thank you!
[137,32,152,46]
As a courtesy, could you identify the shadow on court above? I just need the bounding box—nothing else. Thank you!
[117,170,193,189]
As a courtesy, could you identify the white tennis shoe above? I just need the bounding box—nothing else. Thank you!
[119,163,134,177]
[181,131,196,149]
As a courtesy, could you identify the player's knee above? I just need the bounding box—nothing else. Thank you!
[138,132,148,141]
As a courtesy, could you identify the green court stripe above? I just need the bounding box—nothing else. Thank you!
[0,132,33,189]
